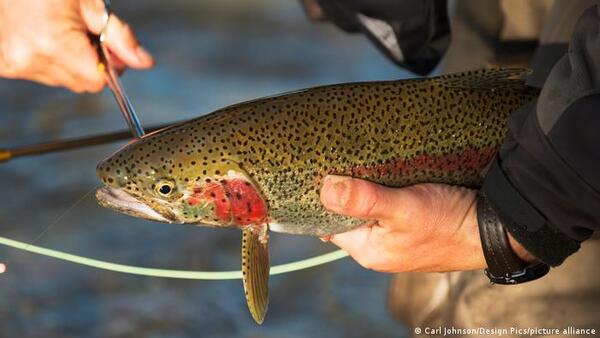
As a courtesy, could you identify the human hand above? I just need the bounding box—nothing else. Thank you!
[320,175,534,273]
[0,0,154,93]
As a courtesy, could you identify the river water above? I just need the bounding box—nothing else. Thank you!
[0,1,409,337]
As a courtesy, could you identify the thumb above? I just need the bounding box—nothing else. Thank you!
[320,175,405,221]
[81,0,154,68]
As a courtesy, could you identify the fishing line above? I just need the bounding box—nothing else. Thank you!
[28,186,98,246]
[0,236,348,280]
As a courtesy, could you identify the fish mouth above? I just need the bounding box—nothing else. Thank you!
[96,187,174,223]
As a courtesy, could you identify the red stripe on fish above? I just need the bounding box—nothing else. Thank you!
[337,146,497,179]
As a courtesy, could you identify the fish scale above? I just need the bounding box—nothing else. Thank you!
[95,68,540,323]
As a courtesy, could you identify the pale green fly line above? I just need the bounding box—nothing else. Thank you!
[0,236,348,280]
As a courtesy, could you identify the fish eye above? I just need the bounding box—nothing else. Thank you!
[155,180,175,197]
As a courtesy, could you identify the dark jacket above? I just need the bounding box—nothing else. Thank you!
[483,5,600,266]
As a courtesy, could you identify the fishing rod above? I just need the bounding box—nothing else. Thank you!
[0,121,181,163]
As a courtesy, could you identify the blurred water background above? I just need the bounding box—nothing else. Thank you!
[0,1,411,337]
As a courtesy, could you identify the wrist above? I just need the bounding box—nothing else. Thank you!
[507,232,537,263]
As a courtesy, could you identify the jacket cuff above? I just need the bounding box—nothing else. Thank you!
[482,157,580,266]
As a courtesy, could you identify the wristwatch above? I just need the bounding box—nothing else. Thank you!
[477,192,550,284]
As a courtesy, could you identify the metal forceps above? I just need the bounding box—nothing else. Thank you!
[97,0,145,139]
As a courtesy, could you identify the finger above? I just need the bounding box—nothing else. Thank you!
[329,225,381,269]
[104,16,154,68]
[59,34,105,92]
[320,175,408,221]
[81,1,153,68]
[109,51,127,74]
[29,62,90,93]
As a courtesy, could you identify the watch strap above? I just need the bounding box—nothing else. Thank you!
[477,192,550,284]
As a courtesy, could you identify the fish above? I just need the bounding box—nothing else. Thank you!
[95,69,539,324]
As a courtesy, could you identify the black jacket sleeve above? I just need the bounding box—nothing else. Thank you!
[482,4,600,266]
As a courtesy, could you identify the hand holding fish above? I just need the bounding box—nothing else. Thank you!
[320,176,534,273]
[0,0,153,93]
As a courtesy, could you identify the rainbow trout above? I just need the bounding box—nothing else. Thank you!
[96,69,538,323]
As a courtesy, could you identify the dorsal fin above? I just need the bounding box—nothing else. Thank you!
[435,68,532,90]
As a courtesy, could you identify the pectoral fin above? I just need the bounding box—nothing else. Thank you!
[241,227,270,324]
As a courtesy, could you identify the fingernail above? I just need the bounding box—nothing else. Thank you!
[320,235,332,242]
[322,175,351,210]
[136,45,152,63]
